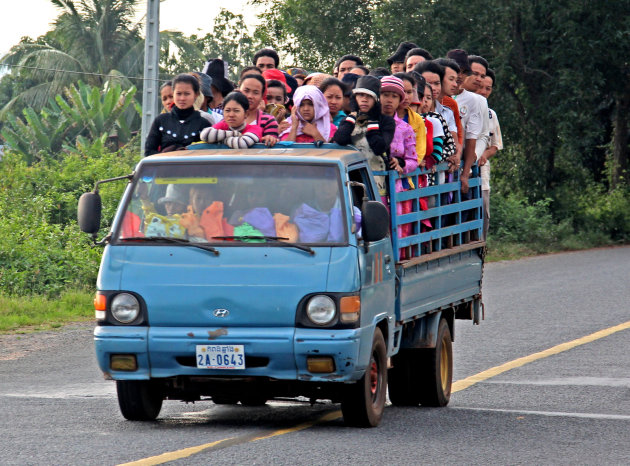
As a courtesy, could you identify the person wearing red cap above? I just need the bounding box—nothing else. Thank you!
[263,69,292,123]
[262,69,292,94]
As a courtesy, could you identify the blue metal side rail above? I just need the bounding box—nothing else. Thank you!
[374,162,483,263]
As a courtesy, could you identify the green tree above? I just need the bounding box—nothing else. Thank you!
[1,0,143,115]
[162,9,257,81]
[255,0,630,195]
[253,0,384,71]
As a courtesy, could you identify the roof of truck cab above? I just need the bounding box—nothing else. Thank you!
[142,143,367,166]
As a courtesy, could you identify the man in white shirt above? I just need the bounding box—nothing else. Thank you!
[477,68,503,240]
[446,49,489,194]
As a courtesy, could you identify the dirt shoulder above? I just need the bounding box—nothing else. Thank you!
[0,321,94,361]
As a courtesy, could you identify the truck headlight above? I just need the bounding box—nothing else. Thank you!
[111,293,140,323]
[306,295,336,325]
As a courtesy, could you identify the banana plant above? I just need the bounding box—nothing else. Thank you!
[1,81,139,164]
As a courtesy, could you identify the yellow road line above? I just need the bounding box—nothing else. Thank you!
[249,410,342,442]
[119,411,342,466]
[452,320,630,393]
[120,320,630,465]
[119,437,235,466]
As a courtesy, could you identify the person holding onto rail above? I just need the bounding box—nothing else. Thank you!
[333,75,396,202]
[239,73,279,146]
[200,91,263,149]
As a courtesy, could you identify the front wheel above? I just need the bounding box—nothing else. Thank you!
[341,327,388,427]
[116,380,163,421]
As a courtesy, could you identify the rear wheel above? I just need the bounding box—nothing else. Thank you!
[341,327,387,427]
[116,380,163,421]
[417,318,452,406]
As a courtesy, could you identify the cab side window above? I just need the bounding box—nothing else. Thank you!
[348,167,376,207]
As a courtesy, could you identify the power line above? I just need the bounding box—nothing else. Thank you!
[1,63,169,83]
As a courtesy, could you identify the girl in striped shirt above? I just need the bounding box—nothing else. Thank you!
[200,92,263,149]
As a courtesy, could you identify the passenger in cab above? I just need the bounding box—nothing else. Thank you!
[180,184,233,241]
[239,74,279,146]
[280,85,336,143]
[319,78,347,127]
[333,75,395,201]
[200,92,262,148]
[144,74,211,156]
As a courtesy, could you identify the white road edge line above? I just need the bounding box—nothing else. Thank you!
[452,406,630,421]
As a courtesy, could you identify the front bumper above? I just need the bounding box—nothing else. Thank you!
[94,325,372,383]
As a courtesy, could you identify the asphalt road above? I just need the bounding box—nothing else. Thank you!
[1,247,629,465]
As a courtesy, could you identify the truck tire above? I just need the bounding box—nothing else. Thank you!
[116,380,163,421]
[341,327,387,427]
[417,318,452,407]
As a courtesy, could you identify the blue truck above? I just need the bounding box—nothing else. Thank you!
[78,143,484,427]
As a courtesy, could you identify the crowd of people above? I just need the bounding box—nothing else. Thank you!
[144,43,503,241]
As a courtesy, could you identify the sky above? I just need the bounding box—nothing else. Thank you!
[1,0,262,56]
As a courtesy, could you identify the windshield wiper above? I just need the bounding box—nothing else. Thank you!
[120,236,219,256]
[212,235,315,255]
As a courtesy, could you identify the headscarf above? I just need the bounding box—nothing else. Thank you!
[280,85,333,141]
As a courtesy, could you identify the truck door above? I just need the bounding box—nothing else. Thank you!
[348,167,396,345]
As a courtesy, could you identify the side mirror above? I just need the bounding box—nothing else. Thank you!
[361,200,389,242]
[78,192,102,234]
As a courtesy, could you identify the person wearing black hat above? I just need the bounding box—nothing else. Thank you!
[333,75,396,200]
[387,41,419,74]
[202,58,235,111]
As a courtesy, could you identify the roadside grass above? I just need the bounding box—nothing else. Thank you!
[0,290,93,334]
[485,232,618,262]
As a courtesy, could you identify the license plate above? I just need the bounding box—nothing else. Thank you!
[196,345,245,369]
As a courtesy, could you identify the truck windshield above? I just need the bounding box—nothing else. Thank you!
[115,162,348,245]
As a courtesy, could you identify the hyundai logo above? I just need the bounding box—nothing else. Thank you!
[213,308,230,318]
